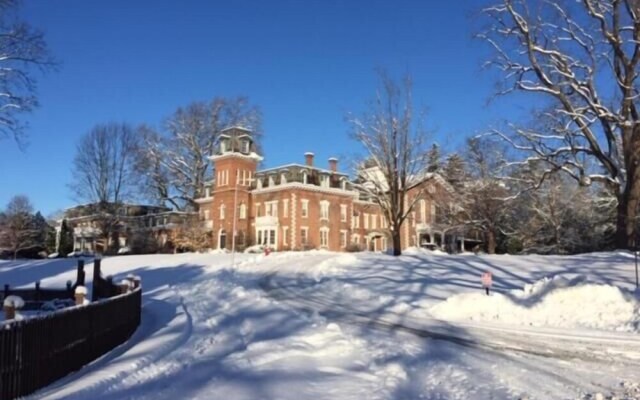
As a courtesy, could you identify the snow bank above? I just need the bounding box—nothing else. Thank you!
[430,275,640,332]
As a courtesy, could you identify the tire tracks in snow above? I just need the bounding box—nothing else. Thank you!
[260,272,640,366]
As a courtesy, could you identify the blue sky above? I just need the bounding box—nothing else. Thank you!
[0,0,529,216]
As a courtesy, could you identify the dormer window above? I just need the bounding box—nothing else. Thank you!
[242,140,250,154]
[302,170,308,185]
[281,173,287,184]
[340,178,347,191]
[257,178,263,189]
[268,175,275,187]
[220,140,227,153]
[320,174,330,188]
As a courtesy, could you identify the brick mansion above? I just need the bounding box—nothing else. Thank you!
[61,126,480,254]
[195,127,477,253]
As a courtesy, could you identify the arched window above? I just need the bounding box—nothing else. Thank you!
[239,203,247,219]
[302,170,308,184]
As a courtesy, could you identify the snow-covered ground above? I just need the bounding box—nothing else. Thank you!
[1,249,639,399]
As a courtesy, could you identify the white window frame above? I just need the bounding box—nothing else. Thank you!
[364,213,369,229]
[300,226,309,245]
[220,204,226,220]
[340,230,347,248]
[266,200,278,217]
[301,199,309,218]
[239,203,247,219]
[320,200,330,221]
[283,199,289,218]
[282,226,289,246]
[319,227,329,248]
[340,204,347,222]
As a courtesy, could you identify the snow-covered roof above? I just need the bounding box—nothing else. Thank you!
[257,163,349,177]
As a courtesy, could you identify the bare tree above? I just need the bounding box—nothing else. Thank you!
[349,72,431,256]
[455,137,513,254]
[512,168,613,254]
[480,0,640,248]
[137,97,262,211]
[0,0,55,148]
[0,195,38,259]
[70,122,140,253]
[72,122,139,204]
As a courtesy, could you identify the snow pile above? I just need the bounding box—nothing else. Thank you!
[430,275,640,332]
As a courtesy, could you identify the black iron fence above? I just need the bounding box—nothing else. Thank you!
[0,259,142,400]
[2,259,87,311]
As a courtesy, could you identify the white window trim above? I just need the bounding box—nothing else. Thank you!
[319,227,330,248]
[340,229,348,248]
[340,204,347,222]
[300,226,309,245]
[301,199,309,218]
[320,200,330,221]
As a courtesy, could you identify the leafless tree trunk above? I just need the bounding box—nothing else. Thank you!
[349,72,431,256]
[137,97,262,211]
[0,0,55,148]
[71,122,139,252]
[0,195,38,259]
[480,0,640,248]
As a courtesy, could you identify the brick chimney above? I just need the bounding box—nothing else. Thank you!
[304,152,314,166]
[328,157,338,172]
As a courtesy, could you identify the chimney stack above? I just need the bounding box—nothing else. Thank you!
[328,157,338,172]
[304,152,314,166]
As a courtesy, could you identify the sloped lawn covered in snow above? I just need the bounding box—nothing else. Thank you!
[1,249,640,400]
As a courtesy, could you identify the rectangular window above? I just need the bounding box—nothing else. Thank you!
[220,204,225,219]
[283,226,289,245]
[353,213,360,229]
[266,201,278,217]
[255,203,261,217]
[364,213,369,229]
[283,199,289,218]
[320,201,329,221]
[301,199,309,218]
[320,229,329,247]
[372,214,377,229]
[340,230,347,248]
[300,227,309,244]
[340,204,347,222]
[269,229,276,245]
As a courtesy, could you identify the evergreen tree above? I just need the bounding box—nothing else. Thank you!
[58,219,74,257]
[442,153,467,189]
[427,143,441,172]
[44,223,57,254]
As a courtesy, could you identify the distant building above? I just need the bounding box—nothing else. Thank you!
[57,203,194,254]
[196,126,477,252]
